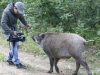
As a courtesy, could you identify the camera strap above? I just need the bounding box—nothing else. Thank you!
[8,41,11,50]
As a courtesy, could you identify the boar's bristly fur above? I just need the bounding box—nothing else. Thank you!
[32,32,93,75]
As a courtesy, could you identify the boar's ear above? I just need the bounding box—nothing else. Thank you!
[40,33,45,39]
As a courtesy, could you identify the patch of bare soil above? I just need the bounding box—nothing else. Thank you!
[0,44,95,75]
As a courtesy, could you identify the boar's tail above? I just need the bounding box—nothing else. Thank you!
[85,40,95,45]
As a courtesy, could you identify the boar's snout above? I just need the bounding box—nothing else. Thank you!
[31,35,42,44]
[32,36,35,41]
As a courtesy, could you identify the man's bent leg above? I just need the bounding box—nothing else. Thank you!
[5,34,14,65]
[13,42,26,69]
[12,42,20,64]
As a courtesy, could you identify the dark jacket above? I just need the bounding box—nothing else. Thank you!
[1,2,28,34]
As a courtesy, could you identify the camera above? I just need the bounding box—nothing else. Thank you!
[7,33,25,42]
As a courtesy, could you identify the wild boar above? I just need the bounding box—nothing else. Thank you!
[32,32,93,75]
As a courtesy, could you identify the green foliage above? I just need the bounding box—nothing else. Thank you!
[0,0,100,59]
[0,1,8,20]
[22,0,100,56]
[0,1,100,74]
[24,0,100,36]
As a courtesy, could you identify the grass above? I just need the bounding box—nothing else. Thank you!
[21,35,45,55]
[93,70,100,75]
[0,28,45,55]
[0,52,6,61]
[0,33,9,46]
[26,64,46,72]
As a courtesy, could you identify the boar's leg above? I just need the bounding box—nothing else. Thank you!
[43,48,54,73]
[54,58,60,73]
[79,60,92,75]
[73,61,80,75]
[47,57,54,73]
[74,56,92,75]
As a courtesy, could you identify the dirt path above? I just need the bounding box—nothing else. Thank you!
[0,44,96,75]
[0,44,73,75]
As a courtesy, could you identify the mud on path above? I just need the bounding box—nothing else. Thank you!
[0,44,96,75]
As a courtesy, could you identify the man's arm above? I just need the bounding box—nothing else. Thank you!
[19,14,28,26]
[19,14,30,29]
[1,12,14,34]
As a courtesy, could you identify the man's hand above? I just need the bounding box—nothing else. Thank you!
[25,25,30,29]
[14,31,17,35]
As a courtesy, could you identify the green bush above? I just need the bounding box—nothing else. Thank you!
[0,0,100,59]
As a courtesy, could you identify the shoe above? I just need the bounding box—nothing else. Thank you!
[16,63,26,69]
[7,60,15,65]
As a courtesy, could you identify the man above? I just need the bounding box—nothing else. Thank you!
[1,2,29,69]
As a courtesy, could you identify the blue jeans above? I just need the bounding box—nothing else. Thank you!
[5,34,20,64]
